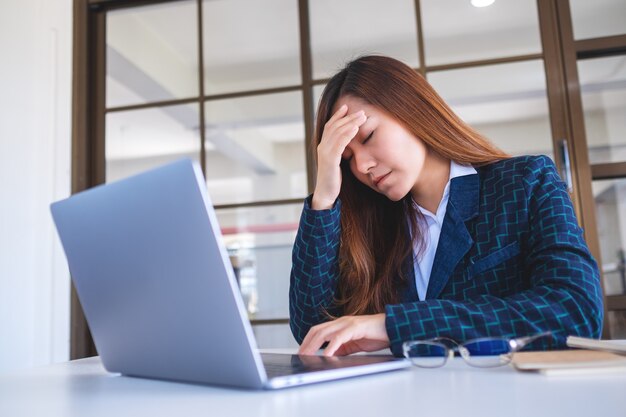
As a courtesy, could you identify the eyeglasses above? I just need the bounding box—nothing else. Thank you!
[402,331,553,368]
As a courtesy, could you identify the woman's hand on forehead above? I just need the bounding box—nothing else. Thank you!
[311,104,367,210]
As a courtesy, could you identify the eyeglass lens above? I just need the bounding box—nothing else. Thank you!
[404,338,513,368]
[462,338,512,367]
[403,342,448,368]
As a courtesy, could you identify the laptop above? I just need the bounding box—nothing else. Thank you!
[50,158,410,389]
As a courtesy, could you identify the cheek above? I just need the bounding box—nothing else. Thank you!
[394,135,426,167]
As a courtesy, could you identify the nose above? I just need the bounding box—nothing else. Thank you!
[352,146,376,175]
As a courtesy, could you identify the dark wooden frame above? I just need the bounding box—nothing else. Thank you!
[71,0,106,358]
[72,0,625,358]
[537,0,610,336]
[574,28,626,320]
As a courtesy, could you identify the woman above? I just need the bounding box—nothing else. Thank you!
[289,55,603,357]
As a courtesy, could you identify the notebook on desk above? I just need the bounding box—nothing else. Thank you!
[511,349,626,376]
[50,159,409,390]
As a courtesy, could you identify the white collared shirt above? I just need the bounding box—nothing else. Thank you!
[412,161,477,301]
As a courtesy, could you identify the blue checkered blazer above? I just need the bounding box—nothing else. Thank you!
[289,155,603,356]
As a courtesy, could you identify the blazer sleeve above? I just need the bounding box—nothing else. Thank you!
[384,156,604,357]
[289,196,342,344]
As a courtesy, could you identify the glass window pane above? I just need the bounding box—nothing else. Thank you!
[202,0,301,95]
[204,92,307,204]
[309,0,419,80]
[592,179,626,296]
[422,1,541,66]
[217,203,302,321]
[106,1,198,108]
[427,60,554,160]
[106,104,201,182]
[607,311,626,338]
[570,0,626,40]
[313,84,327,121]
[578,56,626,164]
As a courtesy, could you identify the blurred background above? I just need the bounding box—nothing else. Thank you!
[1,0,625,373]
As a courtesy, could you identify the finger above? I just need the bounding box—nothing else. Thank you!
[323,329,352,357]
[334,344,349,356]
[328,110,366,133]
[334,342,358,356]
[300,327,334,355]
[322,118,365,154]
[298,328,318,355]
[323,111,366,142]
[298,323,331,355]
[319,126,356,159]
[299,321,344,355]
[317,319,355,356]
[325,104,348,126]
[331,123,362,154]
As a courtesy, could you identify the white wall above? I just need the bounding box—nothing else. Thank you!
[0,0,72,372]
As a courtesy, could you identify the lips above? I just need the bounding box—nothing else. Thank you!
[373,172,390,187]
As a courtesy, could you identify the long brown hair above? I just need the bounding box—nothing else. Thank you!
[313,55,510,316]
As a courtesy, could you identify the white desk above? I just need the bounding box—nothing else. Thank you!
[1,355,625,417]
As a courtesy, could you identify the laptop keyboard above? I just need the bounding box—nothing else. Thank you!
[261,354,308,378]
[260,352,401,378]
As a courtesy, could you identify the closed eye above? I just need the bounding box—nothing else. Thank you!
[363,131,374,144]
[343,130,373,161]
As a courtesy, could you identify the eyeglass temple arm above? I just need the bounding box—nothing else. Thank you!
[510,331,553,351]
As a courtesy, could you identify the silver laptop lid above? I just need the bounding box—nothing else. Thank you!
[51,159,268,389]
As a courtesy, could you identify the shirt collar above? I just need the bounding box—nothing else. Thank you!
[450,160,478,180]
[413,160,477,218]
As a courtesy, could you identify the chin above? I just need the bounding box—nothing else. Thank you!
[384,189,407,202]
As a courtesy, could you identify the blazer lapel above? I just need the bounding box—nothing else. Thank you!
[425,173,480,299]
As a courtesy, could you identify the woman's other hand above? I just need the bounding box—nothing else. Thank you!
[298,313,390,356]
[311,104,367,210]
